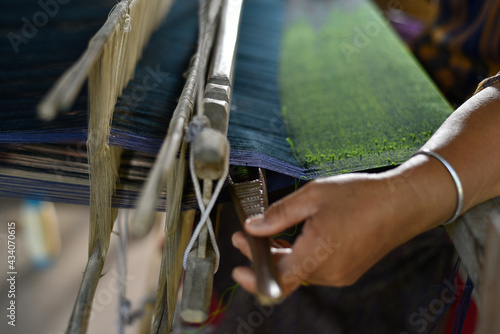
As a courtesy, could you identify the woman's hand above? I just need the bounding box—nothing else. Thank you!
[231,168,440,297]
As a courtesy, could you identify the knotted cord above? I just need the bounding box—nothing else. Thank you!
[182,148,226,273]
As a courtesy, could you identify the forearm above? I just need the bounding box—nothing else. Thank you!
[383,83,500,243]
[423,84,500,208]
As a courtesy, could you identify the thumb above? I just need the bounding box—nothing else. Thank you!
[245,184,317,237]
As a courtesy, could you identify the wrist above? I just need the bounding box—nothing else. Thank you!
[412,150,463,226]
[381,154,458,241]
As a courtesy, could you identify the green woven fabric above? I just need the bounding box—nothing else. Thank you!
[280,0,453,177]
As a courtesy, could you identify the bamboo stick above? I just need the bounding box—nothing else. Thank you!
[66,243,105,334]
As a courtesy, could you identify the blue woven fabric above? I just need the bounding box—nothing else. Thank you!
[0,0,117,143]
[111,0,453,179]
[110,0,303,177]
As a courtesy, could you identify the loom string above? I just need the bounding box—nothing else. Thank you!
[195,0,208,119]
[113,7,133,330]
[145,1,219,328]
[183,150,223,273]
[113,1,132,90]
[181,0,224,273]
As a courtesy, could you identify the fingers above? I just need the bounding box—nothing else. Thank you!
[232,266,258,295]
[232,230,321,296]
[233,231,292,259]
[232,231,252,261]
[232,232,297,295]
[277,222,337,291]
[271,238,291,249]
[245,184,318,237]
[233,263,299,297]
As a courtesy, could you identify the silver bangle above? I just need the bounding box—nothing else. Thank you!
[412,149,463,226]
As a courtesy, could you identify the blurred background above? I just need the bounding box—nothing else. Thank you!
[0,200,162,334]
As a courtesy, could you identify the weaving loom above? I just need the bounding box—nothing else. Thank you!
[1,0,455,332]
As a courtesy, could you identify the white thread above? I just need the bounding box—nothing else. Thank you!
[114,1,132,90]
[182,0,225,274]
[108,3,119,18]
[123,14,132,32]
[182,150,225,273]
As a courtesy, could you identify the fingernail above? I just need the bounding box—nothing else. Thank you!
[245,214,264,227]
[231,234,239,248]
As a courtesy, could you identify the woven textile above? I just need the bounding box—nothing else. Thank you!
[0,0,116,143]
[111,0,454,179]
[280,0,453,177]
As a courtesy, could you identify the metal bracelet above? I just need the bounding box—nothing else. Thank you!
[412,149,464,226]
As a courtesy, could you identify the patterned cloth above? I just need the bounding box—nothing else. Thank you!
[413,0,500,105]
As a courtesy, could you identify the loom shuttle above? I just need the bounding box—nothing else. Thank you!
[228,167,284,305]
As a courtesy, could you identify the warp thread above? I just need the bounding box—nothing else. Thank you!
[111,0,133,90]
